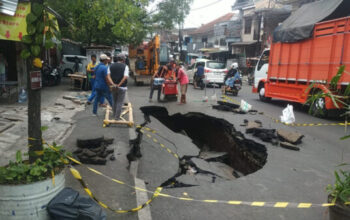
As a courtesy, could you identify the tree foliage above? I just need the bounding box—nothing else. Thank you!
[153,0,193,29]
[47,0,151,45]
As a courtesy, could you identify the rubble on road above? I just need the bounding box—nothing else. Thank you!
[212,101,258,114]
[243,120,304,150]
[74,136,115,165]
[199,151,227,160]
[277,129,304,145]
[280,142,300,151]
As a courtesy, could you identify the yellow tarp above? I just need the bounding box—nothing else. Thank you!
[0,2,31,41]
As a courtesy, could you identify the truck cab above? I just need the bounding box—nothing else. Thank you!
[252,49,269,99]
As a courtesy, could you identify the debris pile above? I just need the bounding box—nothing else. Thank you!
[62,92,89,105]
[162,152,237,188]
[212,101,257,114]
[73,136,115,165]
[242,120,304,151]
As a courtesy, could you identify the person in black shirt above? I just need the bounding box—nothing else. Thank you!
[108,53,129,120]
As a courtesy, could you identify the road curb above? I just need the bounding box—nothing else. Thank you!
[128,104,153,220]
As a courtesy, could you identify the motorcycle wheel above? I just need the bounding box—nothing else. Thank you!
[48,75,56,86]
[200,82,205,90]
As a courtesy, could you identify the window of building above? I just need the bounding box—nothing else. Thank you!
[244,17,252,34]
[215,39,219,45]
[220,38,226,46]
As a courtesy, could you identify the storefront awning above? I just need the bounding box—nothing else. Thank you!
[0,0,19,16]
[199,48,221,53]
[0,2,30,41]
[230,41,257,46]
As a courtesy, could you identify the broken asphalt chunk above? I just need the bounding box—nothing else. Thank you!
[277,129,304,145]
[280,142,300,151]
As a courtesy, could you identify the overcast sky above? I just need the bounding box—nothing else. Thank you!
[184,0,234,28]
[148,0,234,29]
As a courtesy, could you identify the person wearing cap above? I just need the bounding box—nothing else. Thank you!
[175,62,189,104]
[108,53,129,120]
[92,54,115,115]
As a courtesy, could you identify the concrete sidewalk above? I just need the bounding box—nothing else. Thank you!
[62,105,141,220]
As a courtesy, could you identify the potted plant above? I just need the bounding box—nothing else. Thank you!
[307,65,350,219]
[0,1,65,218]
[0,144,70,219]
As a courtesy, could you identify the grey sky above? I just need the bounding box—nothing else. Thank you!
[148,0,234,28]
[184,0,233,28]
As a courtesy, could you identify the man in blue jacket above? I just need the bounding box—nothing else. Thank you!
[93,54,115,115]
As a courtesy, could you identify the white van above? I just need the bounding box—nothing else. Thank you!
[187,59,227,85]
[59,55,88,76]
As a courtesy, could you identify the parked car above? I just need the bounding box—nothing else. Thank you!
[59,55,88,76]
[187,59,227,85]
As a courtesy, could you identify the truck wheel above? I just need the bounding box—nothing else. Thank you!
[310,95,328,118]
[258,84,271,102]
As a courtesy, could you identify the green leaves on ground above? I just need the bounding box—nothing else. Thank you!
[0,144,69,185]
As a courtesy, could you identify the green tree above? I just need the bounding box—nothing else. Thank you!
[47,0,152,45]
[152,0,193,29]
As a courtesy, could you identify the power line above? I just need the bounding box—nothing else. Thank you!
[191,0,225,11]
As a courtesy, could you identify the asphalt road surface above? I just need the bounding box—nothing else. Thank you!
[128,81,349,220]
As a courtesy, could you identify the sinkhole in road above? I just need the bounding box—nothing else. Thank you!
[140,106,267,183]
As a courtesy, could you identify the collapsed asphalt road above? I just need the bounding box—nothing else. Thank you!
[140,106,267,187]
[127,83,350,220]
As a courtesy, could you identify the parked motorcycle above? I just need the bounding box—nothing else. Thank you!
[42,62,61,86]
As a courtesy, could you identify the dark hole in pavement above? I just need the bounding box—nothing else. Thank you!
[140,106,267,186]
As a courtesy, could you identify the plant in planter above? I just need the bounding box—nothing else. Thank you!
[0,144,69,185]
[0,1,64,218]
[307,66,350,219]
[0,143,70,219]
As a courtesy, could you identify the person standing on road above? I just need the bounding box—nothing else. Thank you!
[109,53,129,120]
[87,54,97,90]
[93,54,115,115]
[149,65,167,102]
[0,53,8,92]
[194,63,204,89]
[87,55,105,106]
[176,62,189,104]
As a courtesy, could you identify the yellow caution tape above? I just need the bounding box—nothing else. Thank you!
[141,128,179,159]
[42,139,341,210]
[221,95,350,127]
[51,170,55,187]
[69,166,163,214]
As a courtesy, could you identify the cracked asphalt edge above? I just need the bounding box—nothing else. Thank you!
[129,116,152,220]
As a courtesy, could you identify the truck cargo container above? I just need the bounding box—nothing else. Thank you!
[253,0,350,117]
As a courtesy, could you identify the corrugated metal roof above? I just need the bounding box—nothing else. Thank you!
[0,0,19,16]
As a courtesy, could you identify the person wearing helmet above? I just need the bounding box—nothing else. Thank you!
[224,63,240,90]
